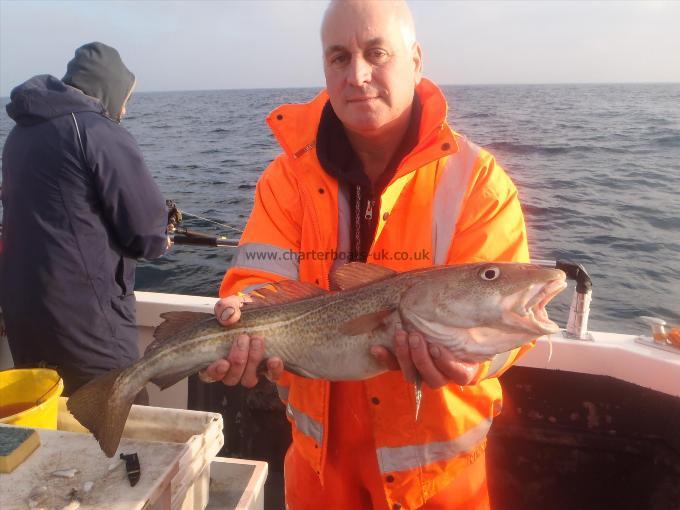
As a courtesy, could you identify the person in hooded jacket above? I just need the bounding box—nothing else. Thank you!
[0,42,169,396]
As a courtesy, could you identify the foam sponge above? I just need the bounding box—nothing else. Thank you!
[0,426,41,473]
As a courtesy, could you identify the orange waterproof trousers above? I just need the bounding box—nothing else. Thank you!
[284,381,490,510]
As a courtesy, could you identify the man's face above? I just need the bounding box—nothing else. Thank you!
[321,2,422,137]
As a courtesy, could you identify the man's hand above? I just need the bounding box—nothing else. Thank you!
[370,329,479,388]
[166,199,182,230]
[198,294,284,386]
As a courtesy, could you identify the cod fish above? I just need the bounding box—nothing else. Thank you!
[67,262,567,457]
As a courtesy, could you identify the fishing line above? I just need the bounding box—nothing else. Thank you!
[180,211,243,234]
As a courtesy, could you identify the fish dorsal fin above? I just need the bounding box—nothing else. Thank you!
[330,262,397,291]
[338,308,395,336]
[243,280,327,310]
[147,311,214,354]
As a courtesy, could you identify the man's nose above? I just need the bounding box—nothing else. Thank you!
[346,56,371,87]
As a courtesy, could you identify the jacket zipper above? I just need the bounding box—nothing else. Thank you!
[364,199,374,220]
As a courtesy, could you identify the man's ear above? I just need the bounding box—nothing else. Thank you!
[413,42,423,85]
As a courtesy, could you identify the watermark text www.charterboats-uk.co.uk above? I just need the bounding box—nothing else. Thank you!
[244,248,431,263]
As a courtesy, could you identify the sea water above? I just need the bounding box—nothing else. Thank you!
[2,83,679,334]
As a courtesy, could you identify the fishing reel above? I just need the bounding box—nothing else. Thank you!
[166,200,183,232]
[165,199,239,247]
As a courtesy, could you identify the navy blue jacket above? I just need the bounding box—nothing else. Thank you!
[0,75,168,392]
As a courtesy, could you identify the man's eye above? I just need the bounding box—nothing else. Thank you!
[330,54,349,67]
[368,49,389,63]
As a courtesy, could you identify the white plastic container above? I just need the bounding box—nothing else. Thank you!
[57,397,225,509]
[0,398,267,510]
[207,457,268,510]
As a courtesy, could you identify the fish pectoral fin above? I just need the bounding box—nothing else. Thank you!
[150,311,214,353]
[414,376,423,421]
[329,262,397,291]
[338,309,394,336]
[151,366,206,390]
[244,280,327,309]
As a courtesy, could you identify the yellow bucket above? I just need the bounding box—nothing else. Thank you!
[0,368,64,429]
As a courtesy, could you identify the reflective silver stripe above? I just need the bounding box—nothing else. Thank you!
[71,113,86,163]
[376,417,492,474]
[286,403,323,445]
[230,242,299,280]
[276,384,290,402]
[241,282,273,295]
[432,138,481,265]
[331,184,351,275]
[486,350,513,379]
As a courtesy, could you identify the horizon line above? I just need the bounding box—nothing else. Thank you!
[135,80,680,94]
[1,80,679,99]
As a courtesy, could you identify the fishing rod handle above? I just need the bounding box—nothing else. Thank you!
[171,234,239,247]
[172,234,218,246]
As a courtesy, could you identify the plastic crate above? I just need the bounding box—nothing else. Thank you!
[0,398,229,509]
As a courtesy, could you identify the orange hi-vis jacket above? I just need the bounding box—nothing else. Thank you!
[220,78,530,510]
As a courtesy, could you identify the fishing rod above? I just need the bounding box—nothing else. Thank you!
[171,227,240,248]
[166,201,241,248]
[0,199,241,249]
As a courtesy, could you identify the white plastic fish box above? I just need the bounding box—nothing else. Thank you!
[0,398,266,509]
[205,457,268,510]
[57,397,225,509]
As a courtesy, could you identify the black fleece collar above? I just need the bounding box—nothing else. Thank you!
[316,96,422,194]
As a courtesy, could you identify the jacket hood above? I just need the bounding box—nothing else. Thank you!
[6,74,106,126]
[62,42,135,123]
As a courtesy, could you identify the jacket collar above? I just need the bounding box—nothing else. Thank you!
[266,78,459,179]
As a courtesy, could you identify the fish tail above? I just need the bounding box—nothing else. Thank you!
[66,367,138,457]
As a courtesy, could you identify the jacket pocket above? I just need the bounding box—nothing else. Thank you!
[110,293,136,322]
[114,256,136,297]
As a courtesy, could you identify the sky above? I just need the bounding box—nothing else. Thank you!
[1,0,679,96]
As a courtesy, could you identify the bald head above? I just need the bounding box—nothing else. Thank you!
[322,0,417,51]
[319,0,423,139]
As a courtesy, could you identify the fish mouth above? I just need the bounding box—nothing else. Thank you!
[510,276,568,334]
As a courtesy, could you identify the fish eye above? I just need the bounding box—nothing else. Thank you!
[479,266,500,281]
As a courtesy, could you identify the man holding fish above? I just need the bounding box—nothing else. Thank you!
[201,1,547,509]
[66,1,566,509]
